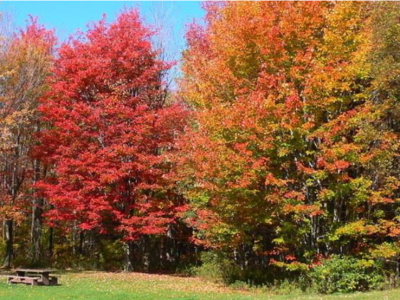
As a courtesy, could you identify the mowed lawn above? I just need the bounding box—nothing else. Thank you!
[0,272,399,300]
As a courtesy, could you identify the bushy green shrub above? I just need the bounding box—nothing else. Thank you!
[194,251,310,291]
[194,252,224,282]
[194,251,386,294]
[98,240,124,271]
[194,251,242,284]
[310,256,384,293]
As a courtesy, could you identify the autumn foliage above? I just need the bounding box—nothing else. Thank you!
[36,9,187,247]
[0,2,399,290]
[178,1,400,278]
[0,17,55,267]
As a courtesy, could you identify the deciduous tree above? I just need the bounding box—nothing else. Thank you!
[0,17,55,267]
[178,1,400,280]
[37,9,187,271]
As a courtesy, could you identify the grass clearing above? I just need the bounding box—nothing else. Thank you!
[0,271,399,300]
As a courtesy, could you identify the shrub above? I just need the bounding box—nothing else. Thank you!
[310,256,384,293]
[194,251,242,284]
[194,251,310,291]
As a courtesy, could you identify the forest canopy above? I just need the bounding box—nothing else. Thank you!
[0,2,399,293]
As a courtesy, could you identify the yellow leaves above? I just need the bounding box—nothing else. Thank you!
[322,2,366,55]
[272,237,285,246]
[0,20,54,227]
[263,217,273,225]
[304,2,371,119]
[318,188,335,201]
[0,204,26,224]
[331,220,367,241]
[181,1,400,264]
[270,259,309,272]
[349,177,373,204]
[332,218,400,243]
[382,177,400,197]
[369,242,400,259]
[355,259,375,269]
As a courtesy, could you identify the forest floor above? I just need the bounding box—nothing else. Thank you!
[0,271,399,300]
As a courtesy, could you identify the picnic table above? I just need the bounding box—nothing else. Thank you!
[7,268,58,286]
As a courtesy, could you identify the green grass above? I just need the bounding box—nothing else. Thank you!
[0,272,400,300]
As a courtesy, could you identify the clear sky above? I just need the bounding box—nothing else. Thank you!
[0,1,204,40]
[0,1,205,84]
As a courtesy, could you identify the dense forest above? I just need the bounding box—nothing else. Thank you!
[0,1,399,293]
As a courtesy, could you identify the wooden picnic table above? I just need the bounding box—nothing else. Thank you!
[8,268,58,286]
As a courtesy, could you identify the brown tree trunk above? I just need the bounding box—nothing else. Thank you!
[3,219,13,268]
[124,241,134,272]
[72,220,78,256]
[31,158,44,265]
[31,198,43,265]
[48,227,54,259]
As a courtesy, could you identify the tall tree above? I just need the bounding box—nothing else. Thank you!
[36,9,187,271]
[178,1,399,278]
[0,17,55,268]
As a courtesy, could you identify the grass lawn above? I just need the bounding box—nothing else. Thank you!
[0,271,399,300]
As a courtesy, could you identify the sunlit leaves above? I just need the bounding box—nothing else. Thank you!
[37,9,188,242]
[178,1,400,269]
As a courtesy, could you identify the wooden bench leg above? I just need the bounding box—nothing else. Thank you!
[49,277,58,285]
[40,275,50,285]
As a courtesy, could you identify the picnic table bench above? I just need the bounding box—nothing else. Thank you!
[7,268,58,286]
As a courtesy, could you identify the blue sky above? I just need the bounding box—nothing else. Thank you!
[0,1,205,83]
[0,2,204,40]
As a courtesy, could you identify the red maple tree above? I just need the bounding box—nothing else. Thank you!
[36,9,187,267]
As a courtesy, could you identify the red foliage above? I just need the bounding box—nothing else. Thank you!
[36,9,187,240]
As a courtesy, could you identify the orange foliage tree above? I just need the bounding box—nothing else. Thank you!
[177,1,400,278]
[0,17,55,267]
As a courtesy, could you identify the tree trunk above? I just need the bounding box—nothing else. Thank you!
[72,220,78,256]
[48,227,54,259]
[79,231,84,255]
[31,197,43,265]
[124,241,134,272]
[3,219,13,268]
[31,158,44,265]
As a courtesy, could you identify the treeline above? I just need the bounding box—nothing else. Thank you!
[0,2,400,292]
